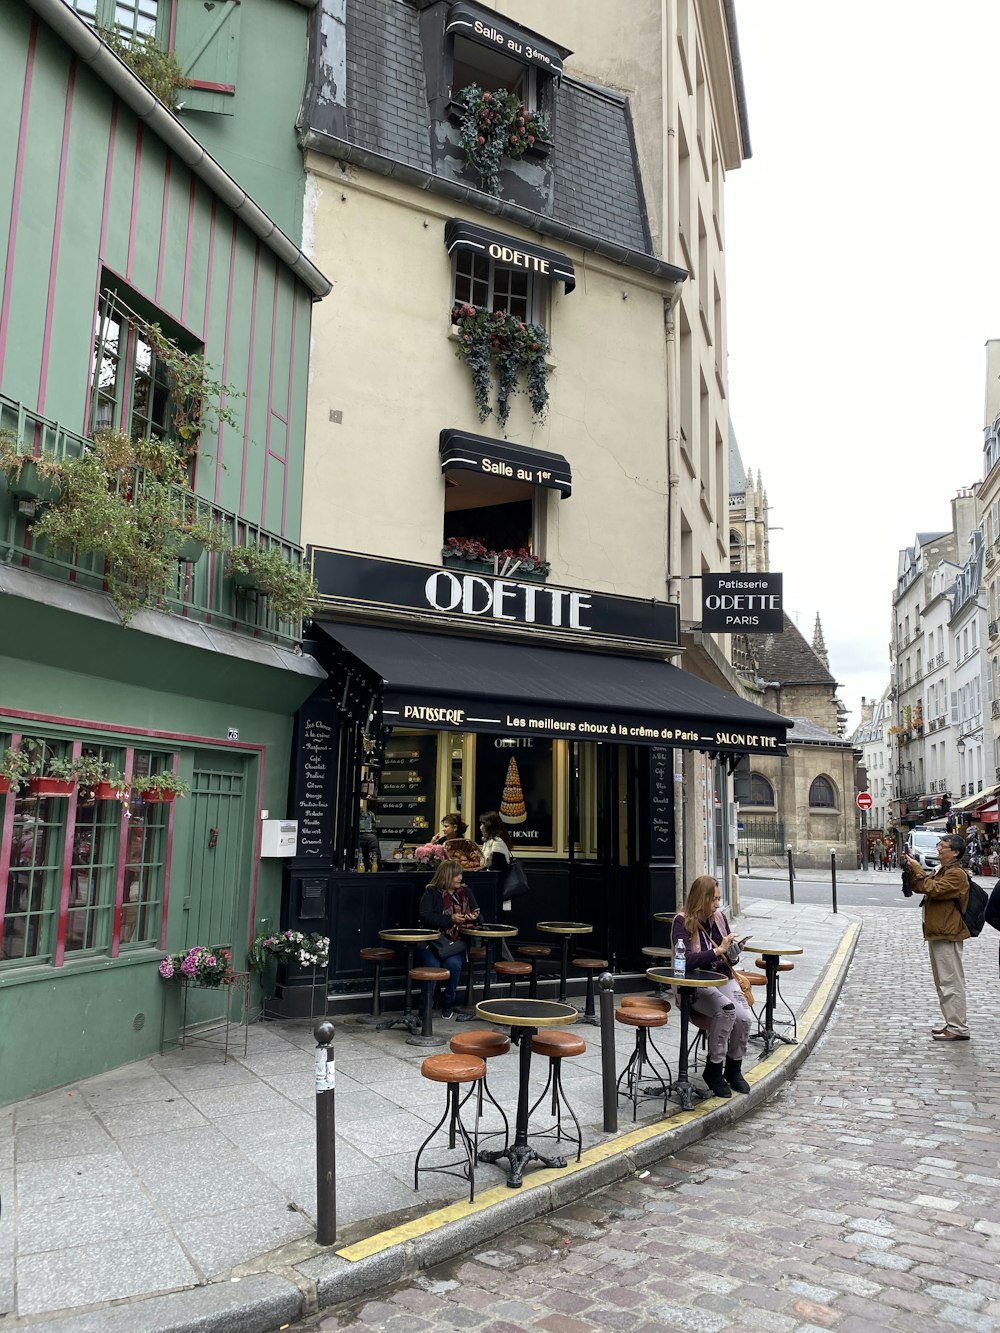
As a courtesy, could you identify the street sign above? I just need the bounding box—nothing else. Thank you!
[856,792,873,811]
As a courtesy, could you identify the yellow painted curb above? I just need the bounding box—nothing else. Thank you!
[337,919,861,1263]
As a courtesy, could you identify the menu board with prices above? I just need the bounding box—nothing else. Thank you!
[293,697,337,859]
[375,733,438,846]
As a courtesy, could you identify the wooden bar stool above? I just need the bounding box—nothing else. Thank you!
[356,946,395,1026]
[527,1029,587,1162]
[615,1006,672,1121]
[752,958,795,1038]
[408,967,448,1048]
[621,995,671,1015]
[414,1053,486,1202]
[493,959,532,998]
[450,1029,511,1147]
[571,957,608,1026]
[462,946,487,1010]
[516,944,552,998]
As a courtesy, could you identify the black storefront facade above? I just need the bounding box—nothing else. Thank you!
[275,548,790,1015]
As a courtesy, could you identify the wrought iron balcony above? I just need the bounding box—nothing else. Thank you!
[0,396,307,646]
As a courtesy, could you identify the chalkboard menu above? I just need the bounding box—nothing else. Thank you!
[375,732,438,844]
[294,697,337,858]
[649,746,674,860]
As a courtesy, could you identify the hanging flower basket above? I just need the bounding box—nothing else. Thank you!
[8,458,65,508]
[92,780,129,802]
[142,788,177,804]
[28,776,76,798]
[172,535,205,564]
[230,567,260,591]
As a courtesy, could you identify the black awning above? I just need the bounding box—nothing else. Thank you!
[317,622,790,757]
[440,429,571,498]
[445,4,570,78]
[445,219,576,293]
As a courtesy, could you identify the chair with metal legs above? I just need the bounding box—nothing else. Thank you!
[527,1029,586,1162]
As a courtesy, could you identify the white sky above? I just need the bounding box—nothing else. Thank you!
[725,1,1000,732]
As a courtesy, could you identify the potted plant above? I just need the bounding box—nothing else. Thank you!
[132,771,190,804]
[27,753,77,798]
[451,303,550,427]
[169,513,227,565]
[0,430,66,518]
[158,945,233,987]
[72,754,129,803]
[225,545,319,623]
[499,547,550,582]
[442,536,494,573]
[442,538,550,582]
[454,85,550,197]
[0,746,29,797]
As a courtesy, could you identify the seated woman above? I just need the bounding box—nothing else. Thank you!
[430,812,467,845]
[418,858,480,1018]
[671,875,753,1098]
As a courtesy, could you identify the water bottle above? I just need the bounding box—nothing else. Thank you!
[674,935,686,977]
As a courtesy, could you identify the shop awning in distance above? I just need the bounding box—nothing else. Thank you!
[951,782,1000,813]
[317,622,790,757]
[445,219,576,293]
[440,429,572,497]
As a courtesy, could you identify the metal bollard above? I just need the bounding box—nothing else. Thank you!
[744,848,750,877]
[829,848,838,915]
[314,1020,337,1246]
[786,844,795,905]
[598,971,617,1134]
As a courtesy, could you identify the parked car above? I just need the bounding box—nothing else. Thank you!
[906,828,941,870]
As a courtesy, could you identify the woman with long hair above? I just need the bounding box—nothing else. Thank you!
[478,810,511,870]
[417,858,479,1018]
[670,874,753,1099]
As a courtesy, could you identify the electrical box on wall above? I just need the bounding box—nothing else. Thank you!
[260,820,298,857]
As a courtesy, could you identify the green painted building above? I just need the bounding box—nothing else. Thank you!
[0,0,330,1104]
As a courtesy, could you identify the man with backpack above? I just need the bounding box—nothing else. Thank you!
[903,833,975,1042]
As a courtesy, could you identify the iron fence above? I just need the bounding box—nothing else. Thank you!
[737,815,785,857]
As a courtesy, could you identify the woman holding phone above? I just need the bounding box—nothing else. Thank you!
[671,875,753,1099]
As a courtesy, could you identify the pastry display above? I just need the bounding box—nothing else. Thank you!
[499,756,527,824]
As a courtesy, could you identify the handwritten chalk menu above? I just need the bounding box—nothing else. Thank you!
[294,697,337,858]
[649,745,674,860]
[375,732,438,842]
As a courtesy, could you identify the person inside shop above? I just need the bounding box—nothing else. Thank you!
[479,811,512,869]
[430,812,468,844]
[418,858,479,1019]
[902,833,971,1041]
[671,875,754,1099]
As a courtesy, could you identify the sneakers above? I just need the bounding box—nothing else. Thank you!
[440,1005,454,1020]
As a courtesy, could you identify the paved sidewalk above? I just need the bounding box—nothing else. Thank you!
[0,898,855,1332]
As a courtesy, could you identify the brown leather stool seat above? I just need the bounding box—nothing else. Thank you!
[357,946,395,1025]
[469,946,487,961]
[493,959,532,998]
[621,995,671,1014]
[528,1029,587,1160]
[616,1007,671,1121]
[517,944,552,997]
[572,957,609,1024]
[415,1053,486,1202]
[408,967,449,1048]
[450,1031,511,1147]
[754,958,794,971]
[742,971,768,986]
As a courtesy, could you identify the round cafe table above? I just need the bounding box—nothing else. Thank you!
[537,921,593,1002]
[743,942,803,1057]
[460,922,519,1009]
[646,966,727,1111]
[375,927,438,1036]
[475,997,578,1188]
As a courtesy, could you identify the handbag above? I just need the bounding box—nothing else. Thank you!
[432,935,465,960]
[732,968,755,1011]
[501,857,529,902]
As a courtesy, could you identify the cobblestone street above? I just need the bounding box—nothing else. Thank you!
[302,907,1000,1332]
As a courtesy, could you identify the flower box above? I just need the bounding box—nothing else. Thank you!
[442,554,494,575]
[0,776,11,796]
[28,776,76,798]
[172,535,205,564]
[8,459,64,508]
[92,780,127,801]
[231,568,260,591]
[142,789,177,804]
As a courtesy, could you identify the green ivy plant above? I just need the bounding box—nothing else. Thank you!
[455,85,549,196]
[452,304,550,427]
[226,545,319,624]
[96,27,190,109]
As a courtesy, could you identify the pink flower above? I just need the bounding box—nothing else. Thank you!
[509,135,518,145]
[477,135,485,145]
[527,135,535,145]
[158,958,174,978]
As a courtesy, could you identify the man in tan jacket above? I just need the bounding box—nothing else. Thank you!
[904,833,971,1041]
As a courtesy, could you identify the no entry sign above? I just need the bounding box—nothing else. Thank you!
[856,792,873,811]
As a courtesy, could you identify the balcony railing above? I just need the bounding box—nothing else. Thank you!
[0,396,306,647]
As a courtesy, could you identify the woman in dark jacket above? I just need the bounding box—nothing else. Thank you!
[418,858,479,1017]
[671,874,753,1099]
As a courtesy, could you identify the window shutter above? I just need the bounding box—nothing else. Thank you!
[951,689,959,723]
[173,0,242,116]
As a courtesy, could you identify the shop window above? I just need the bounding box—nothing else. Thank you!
[90,286,181,441]
[729,530,743,573]
[745,773,775,807]
[3,773,68,965]
[809,775,837,809]
[451,35,537,105]
[453,247,545,326]
[443,479,536,560]
[66,745,126,956]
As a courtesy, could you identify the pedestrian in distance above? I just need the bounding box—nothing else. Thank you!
[902,833,971,1041]
[671,875,754,1098]
[871,836,884,870]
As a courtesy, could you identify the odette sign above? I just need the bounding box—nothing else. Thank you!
[701,572,783,634]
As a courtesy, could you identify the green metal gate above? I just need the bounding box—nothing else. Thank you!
[737,816,785,857]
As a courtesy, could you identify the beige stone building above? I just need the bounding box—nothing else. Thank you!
[284,1,788,982]
[980,340,1000,792]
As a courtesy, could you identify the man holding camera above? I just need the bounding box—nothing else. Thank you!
[902,833,971,1041]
